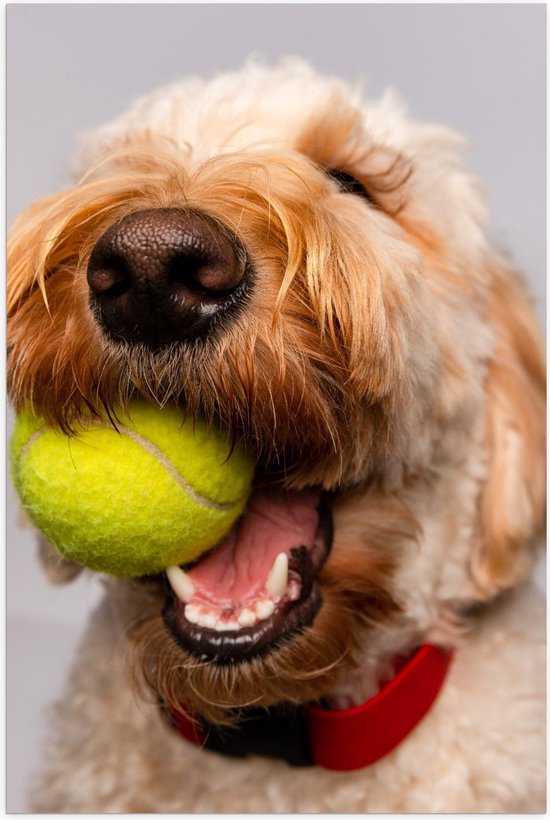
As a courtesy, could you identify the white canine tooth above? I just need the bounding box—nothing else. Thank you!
[255,599,275,621]
[238,608,257,627]
[184,604,201,624]
[166,565,195,603]
[265,552,289,598]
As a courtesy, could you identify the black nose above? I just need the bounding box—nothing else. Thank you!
[87,208,248,347]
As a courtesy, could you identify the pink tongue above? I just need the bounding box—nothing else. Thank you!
[186,490,320,608]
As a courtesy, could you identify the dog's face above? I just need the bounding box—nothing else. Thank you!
[8,62,545,721]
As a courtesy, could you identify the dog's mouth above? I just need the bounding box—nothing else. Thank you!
[162,489,333,662]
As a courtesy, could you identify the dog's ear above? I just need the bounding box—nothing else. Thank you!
[17,508,83,584]
[37,534,83,584]
[471,263,545,598]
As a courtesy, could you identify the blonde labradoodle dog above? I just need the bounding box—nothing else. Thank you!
[8,61,545,812]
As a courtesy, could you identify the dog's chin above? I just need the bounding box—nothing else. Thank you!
[161,488,334,664]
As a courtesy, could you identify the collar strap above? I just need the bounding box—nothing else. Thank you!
[170,644,453,772]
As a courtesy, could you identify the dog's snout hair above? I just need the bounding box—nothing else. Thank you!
[7,132,435,489]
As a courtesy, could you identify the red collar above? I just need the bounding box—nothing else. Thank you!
[170,644,453,772]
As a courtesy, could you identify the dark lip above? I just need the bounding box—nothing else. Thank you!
[162,495,334,663]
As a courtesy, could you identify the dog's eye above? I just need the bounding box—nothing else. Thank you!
[326,169,376,206]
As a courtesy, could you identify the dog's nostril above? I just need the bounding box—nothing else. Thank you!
[168,245,246,294]
[87,208,249,347]
[87,256,132,298]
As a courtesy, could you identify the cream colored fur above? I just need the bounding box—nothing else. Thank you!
[31,583,545,812]
[9,60,545,812]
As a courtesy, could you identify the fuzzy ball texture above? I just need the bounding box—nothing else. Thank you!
[10,402,254,576]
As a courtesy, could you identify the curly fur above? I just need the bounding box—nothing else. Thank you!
[8,60,545,811]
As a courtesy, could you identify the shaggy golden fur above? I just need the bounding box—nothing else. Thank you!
[8,61,545,811]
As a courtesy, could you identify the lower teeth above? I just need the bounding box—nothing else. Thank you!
[184,596,283,632]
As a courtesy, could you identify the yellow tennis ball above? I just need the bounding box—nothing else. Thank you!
[10,402,254,577]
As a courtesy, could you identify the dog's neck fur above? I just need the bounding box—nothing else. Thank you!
[327,418,490,709]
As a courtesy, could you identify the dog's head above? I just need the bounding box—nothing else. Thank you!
[8,61,545,720]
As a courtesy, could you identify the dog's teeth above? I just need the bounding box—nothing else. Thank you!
[166,565,195,603]
[215,619,239,632]
[184,603,201,624]
[237,608,256,627]
[288,579,302,601]
[255,599,275,621]
[265,552,288,598]
[200,612,218,629]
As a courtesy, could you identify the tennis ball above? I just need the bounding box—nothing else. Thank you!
[10,402,254,577]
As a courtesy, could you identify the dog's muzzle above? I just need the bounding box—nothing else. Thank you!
[87,208,249,348]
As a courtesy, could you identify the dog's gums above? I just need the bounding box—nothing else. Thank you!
[162,490,333,661]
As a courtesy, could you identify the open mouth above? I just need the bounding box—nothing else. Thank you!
[162,489,333,662]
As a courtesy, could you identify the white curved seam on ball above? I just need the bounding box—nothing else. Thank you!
[18,427,47,464]
[116,426,238,512]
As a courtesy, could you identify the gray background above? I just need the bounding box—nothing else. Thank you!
[7,4,546,811]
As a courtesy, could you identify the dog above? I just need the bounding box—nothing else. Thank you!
[8,60,546,812]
